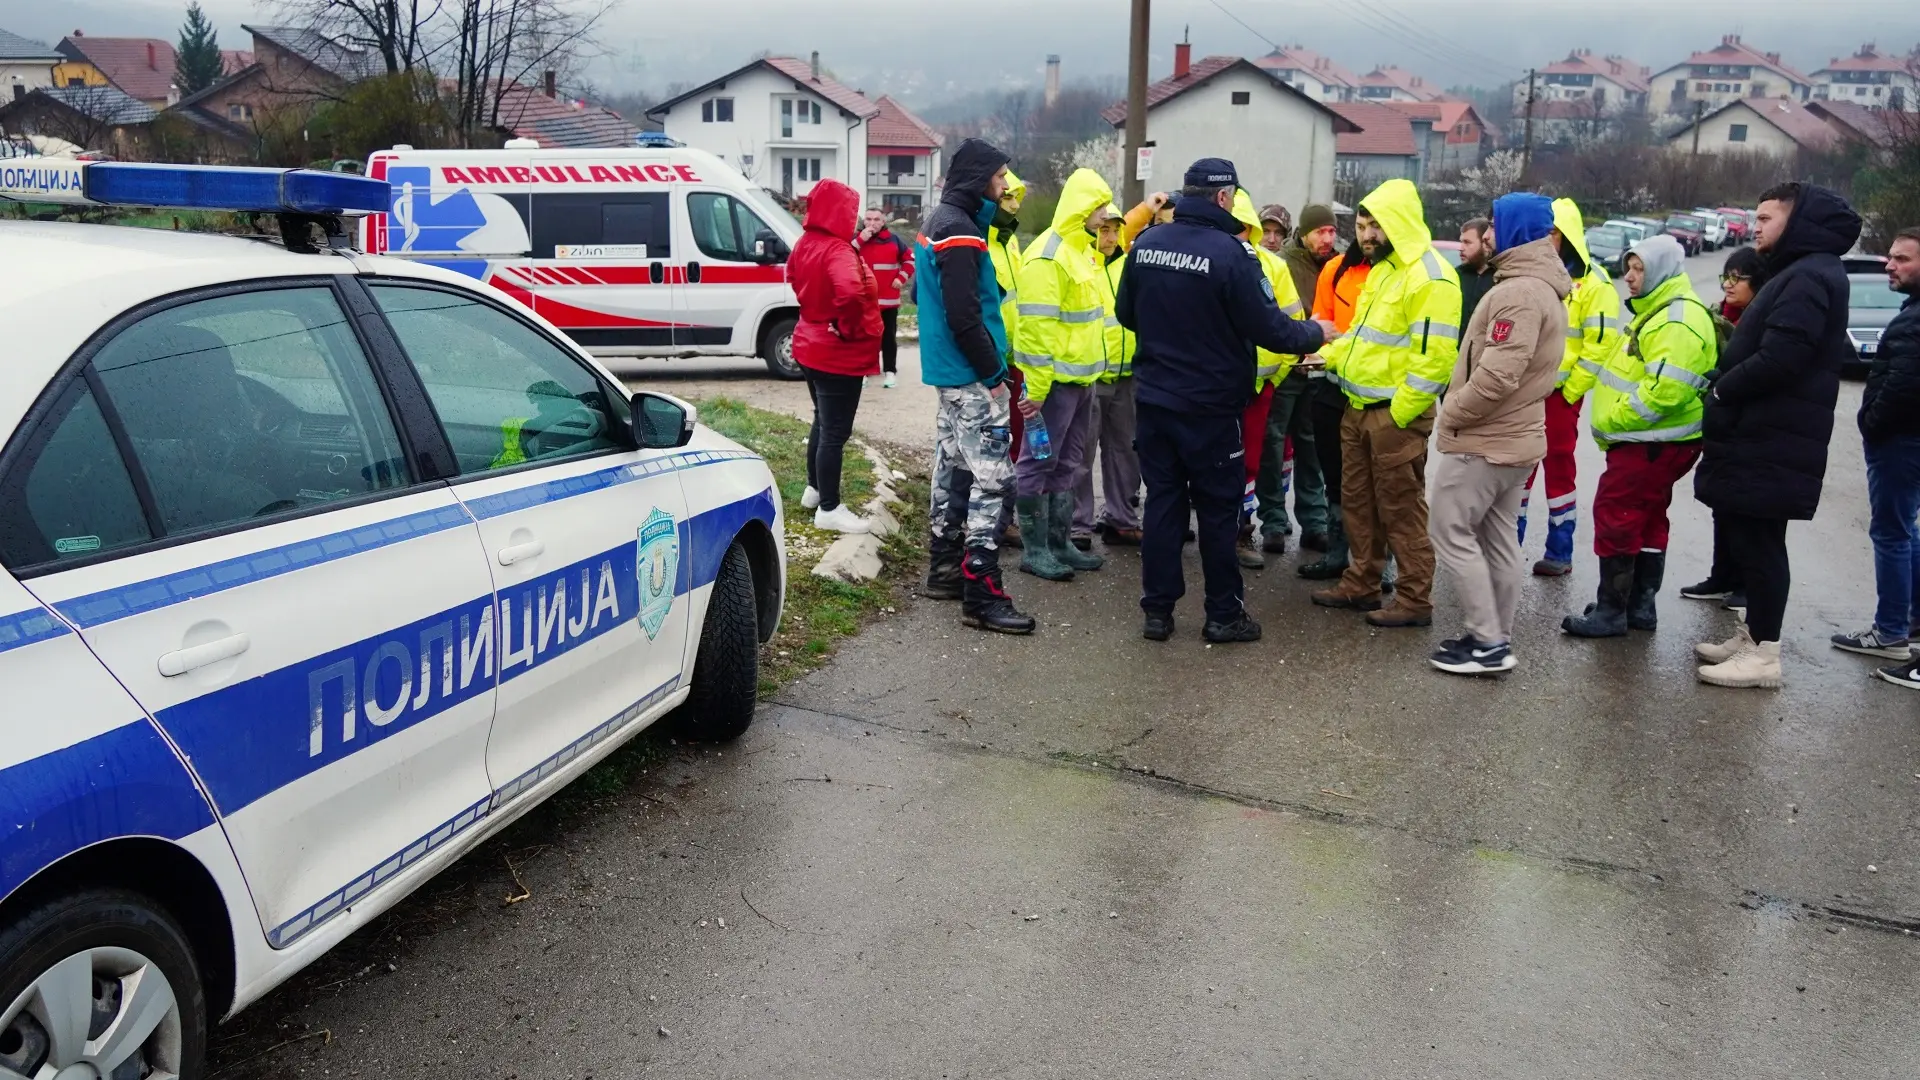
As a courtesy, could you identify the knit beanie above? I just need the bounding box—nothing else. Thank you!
[1296,203,1336,236]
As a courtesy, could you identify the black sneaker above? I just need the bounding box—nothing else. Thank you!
[1430,635,1516,675]
[1721,590,1747,612]
[1680,578,1734,601]
[1203,614,1262,643]
[1875,657,1920,689]
[1142,611,1175,642]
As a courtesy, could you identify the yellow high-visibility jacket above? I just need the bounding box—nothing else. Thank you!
[1094,250,1134,380]
[1013,168,1112,403]
[1551,197,1627,400]
[1324,178,1462,427]
[1588,270,1717,447]
[988,169,1026,355]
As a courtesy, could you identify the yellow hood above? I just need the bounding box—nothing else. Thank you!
[1231,188,1263,236]
[1004,168,1027,202]
[1551,197,1594,275]
[1051,168,1115,238]
[1357,178,1432,264]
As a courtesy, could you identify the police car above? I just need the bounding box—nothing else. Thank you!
[0,160,785,1078]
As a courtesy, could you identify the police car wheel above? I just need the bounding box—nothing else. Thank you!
[671,540,759,741]
[760,317,802,381]
[0,889,205,1080]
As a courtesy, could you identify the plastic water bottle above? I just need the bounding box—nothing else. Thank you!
[1023,399,1053,461]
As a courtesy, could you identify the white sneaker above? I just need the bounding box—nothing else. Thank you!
[882,371,898,389]
[800,485,821,510]
[813,504,870,534]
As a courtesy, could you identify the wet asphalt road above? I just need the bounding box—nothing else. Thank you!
[216,247,1920,1077]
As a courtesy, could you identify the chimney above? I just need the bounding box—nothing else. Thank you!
[1044,54,1061,108]
[1173,28,1191,79]
[1765,52,1780,65]
[543,70,556,98]
[147,41,156,69]
[72,29,83,37]
[810,50,820,81]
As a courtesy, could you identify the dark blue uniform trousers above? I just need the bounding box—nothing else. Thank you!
[1137,401,1246,623]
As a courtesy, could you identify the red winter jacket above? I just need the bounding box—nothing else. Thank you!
[790,178,882,377]
[858,228,912,308]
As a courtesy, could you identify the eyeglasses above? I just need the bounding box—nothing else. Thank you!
[1721,272,1752,285]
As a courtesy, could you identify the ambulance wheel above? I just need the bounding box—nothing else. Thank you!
[760,316,801,380]
[671,541,759,742]
[0,889,205,1080]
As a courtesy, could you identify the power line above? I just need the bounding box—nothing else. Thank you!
[1205,0,1278,53]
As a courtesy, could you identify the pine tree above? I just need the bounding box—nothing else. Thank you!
[174,2,224,96]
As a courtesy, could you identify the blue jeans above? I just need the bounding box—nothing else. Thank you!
[1865,434,1920,640]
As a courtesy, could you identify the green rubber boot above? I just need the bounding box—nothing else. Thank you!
[1016,496,1074,581]
[1050,492,1104,571]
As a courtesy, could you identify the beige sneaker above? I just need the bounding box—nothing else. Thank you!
[1695,628,1747,664]
[1697,630,1782,688]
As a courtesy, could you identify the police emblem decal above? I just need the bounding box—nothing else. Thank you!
[637,508,680,641]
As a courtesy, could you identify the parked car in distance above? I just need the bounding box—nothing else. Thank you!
[1627,216,1668,241]
[1713,207,1752,243]
[1842,254,1889,274]
[1686,210,1728,249]
[1584,226,1630,274]
[1605,218,1650,245]
[1844,270,1904,377]
[1664,213,1707,255]
[1431,238,1464,268]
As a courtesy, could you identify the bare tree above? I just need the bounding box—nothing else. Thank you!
[447,0,612,146]
[271,0,442,73]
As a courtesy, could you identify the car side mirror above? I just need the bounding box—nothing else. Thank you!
[754,228,786,264]
[631,391,697,449]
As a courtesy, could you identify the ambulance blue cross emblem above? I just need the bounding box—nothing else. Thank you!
[637,508,679,640]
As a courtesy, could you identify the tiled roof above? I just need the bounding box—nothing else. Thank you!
[222,49,254,74]
[37,85,158,124]
[1816,46,1914,75]
[243,25,384,82]
[1383,99,1481,132]
[489,83,641,148]
[1358,66,1441,101]
[1666,37,1811,86]
[1254,45,1360,89]
[1677,97,1835,151]
[867,95,940,149]
[1329,101,1417,156]
[760,56,881,119]
[172,63,261,110]
[0,28,62,61]
[1807,99,1905,147]
[1540,50,1651,94]
[1101,55,1353,128]
[58,36,176,101]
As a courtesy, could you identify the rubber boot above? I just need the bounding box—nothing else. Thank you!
[1050,492,1104,571]
[961,548,1036,634]
[1534,516,1575,576]
[1627,551,1664,631]
[1015,496,1073,581]
[923,535,964,600]
[1561,554,1634,637]
[1298,505,1349,580]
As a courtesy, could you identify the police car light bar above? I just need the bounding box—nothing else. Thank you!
[0,159,389,214]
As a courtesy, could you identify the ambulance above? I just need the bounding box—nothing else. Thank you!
[362,141,807,378]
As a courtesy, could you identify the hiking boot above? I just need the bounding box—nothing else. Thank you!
[1562,554,1634,638]
[923,539,964,601]
[1680,577,1733,601]
[1627,551,1665,631]
[1203,613,1263,643]
[961,549,1036,635]
[1830,626,1913,660]
[1532,558,1572,577]
[1311,587,1383,611]
[1015,496,1073,581]
[1142,611,1175,641]
[1430,635,1516,675]
[1262,531,1291,555]
[1366,603,1432,628]
[1696,629,1747,664]
[1237,521,1266,569]
[1049,493,1104,571]
[1101,522,1144,546]
[1696,626,1782,688]
[1299,530,1329,553]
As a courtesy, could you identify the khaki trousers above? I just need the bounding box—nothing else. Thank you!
[1337,405,1436,614]
[1429,451,1532,644]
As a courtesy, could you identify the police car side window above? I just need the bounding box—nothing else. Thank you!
[368,283,623,475]
[0,380,153,569]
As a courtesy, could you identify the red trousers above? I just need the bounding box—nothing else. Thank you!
[1241,383,1276,505]
[1591,442,1703,557]
[1521,392,1581,527]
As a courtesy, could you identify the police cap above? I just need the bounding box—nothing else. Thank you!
[1183,157,1238,189]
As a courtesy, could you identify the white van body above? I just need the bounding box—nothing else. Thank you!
[362,145,806,377]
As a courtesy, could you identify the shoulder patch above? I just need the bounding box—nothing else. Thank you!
[1260,276,1276,301]
[1489,318,1514,343]
[1242,240,1260,258]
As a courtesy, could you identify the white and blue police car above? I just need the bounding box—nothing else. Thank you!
[0,160,784,1078]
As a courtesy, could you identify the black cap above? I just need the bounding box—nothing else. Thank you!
[1183,157,1238,188]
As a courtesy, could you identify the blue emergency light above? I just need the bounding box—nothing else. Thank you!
[0,159,388,213]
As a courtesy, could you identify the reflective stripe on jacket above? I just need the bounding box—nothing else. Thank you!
[1013,168,1113,401]
[1324,179,1461,426]
[1095,251,1134,380]
[1253,244,1308,388]
[1589,272,1717,446]
[1549,198,1625,394]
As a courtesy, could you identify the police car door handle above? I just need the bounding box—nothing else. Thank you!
[157,633,251,678]
[497,539,545,566]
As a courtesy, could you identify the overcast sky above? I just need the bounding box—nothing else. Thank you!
[23,0,1918,104]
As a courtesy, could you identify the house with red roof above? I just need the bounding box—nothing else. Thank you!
[1254,45,1361,104]
[1328,100,1423,191]
[1101,44,1355,217]
[864,95,942,217]
[1664,96,1839,157]
[1355,66,1443,104]
[1812,44,1918,113]
[648,53,903,205]
[1517,49,1651,116]
[1383,99,1489,173]
[1649,35,1813,116]
[51,32,251,110]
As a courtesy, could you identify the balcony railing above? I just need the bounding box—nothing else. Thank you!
[869,171,928,187]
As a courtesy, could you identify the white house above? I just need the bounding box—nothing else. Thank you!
[1649,35,1813,116]
[864,95,942,218]
[1665,97,1837,157]
[1355,66,1442,103]
[1812,44,1919,113]
[1102,47,1354,215]
[0,28,62,103]
[1516,49,1650,115]
[1254,45,1360,104]
[648,53,893,205]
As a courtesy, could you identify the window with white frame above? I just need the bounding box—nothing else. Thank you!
[701,97,734,122]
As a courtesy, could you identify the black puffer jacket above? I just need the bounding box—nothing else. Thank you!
[1695,185,1861,520]
[1860,295,1920,441]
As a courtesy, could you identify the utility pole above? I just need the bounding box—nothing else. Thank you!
[1688,99,1706,207]
[1122,0,1150,208]
[1689,98,1705,157]
[1520,68,1537,180]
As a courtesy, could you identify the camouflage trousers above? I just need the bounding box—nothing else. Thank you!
[931,382,1015,551]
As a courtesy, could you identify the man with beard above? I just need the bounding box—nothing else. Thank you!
[1297,212,1379,582]
[1253,203,1335,556]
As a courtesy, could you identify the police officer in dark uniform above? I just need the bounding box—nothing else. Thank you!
[1117,159,1335,643]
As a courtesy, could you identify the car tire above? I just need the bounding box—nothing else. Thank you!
[671,540,760,742]
[0,889,206,1080]
[760,316,802,380]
